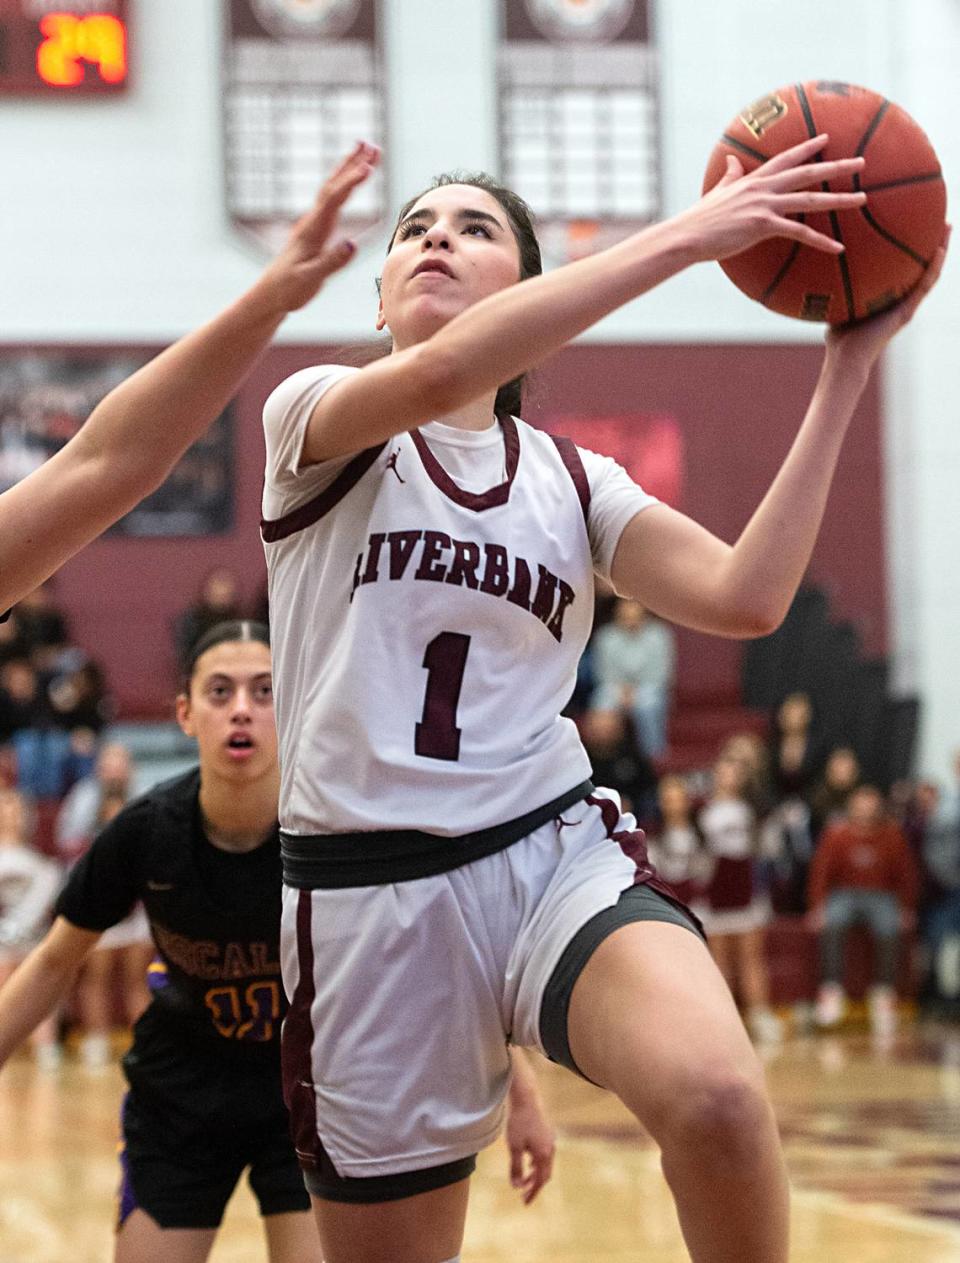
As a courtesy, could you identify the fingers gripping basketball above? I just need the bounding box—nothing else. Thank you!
[703,81,947,324]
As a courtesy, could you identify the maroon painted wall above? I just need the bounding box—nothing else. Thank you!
[50,342,885,716]
[529,344,886,703]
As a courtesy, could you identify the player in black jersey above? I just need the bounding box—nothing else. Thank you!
[0,619,554,1261]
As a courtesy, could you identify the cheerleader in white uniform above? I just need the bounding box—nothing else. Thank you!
[699,757,781,1043]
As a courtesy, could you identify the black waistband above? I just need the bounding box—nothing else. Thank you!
[281,781,594,889]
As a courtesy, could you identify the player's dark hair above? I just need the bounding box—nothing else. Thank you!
[182,620,270,691]
[383,172,542,418]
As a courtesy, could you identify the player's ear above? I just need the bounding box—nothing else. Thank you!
[175,692,195,738]
[375,284,386,332]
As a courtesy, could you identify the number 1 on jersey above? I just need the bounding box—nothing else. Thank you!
[415,632,471,761]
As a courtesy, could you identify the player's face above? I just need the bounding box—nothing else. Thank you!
[177,641,277,783]
[378,184,523,349]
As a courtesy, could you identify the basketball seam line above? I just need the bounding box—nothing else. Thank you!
[849,100,933,270]
[761,239,802,305]
[859,207,930,268]
[861,172,942,192]
[856,100,890,157]
[720,132,767,164]
[795,82,855,323]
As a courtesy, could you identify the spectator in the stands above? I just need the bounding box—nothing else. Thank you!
[0,787,62,1070]
[590,598,675,760]
[699,755,781,1044]
[809,745,861,843]
[0,658,73,798]
[175,567,243,670]
[48,659,110,735]
[768,692,825,800]
[0,659,45,743]
[15,582,71,672]
[919,757,960,1008]
[807,784,917,1037]
[55,742,151,1067]
[720,731,777,818]
[580,707,658,822]
[0,610,29,668]
[647,774,707,908]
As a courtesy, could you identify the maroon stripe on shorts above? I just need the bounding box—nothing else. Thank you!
[587,793,679,903]
[281,890,341,1181]
[549,434,591,528]
[261,444,386,542]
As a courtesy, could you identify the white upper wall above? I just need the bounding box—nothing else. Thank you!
[0,0,920,344]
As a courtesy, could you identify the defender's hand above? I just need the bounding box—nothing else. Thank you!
[258,141,380,314]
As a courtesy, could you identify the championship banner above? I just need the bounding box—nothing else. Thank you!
[223,0,386,252]
[498,0,660,260]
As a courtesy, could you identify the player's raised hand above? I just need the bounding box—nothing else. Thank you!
[675,133,867,263]
[258,141,380,313]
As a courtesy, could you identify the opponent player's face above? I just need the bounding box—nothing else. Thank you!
[378,184,523,349]
[177,641,277,782]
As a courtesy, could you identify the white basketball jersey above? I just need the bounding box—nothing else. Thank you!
[262,365,656,838]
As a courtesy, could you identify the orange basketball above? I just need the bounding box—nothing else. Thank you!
[702,81,947,324]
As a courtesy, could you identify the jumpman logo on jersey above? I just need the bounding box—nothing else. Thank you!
[386,449,406,484]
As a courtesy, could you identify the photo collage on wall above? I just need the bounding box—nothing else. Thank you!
[0,352,233,537]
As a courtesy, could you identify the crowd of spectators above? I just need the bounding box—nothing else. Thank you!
[635,695,959,1042]
[0,584,148,1068]
[568,592,960,1043]
[0,583,111,799]
[3,574,960,1068]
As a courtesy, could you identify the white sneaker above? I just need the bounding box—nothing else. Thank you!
[868,986,897,1039]
[748,1007,783,1044]
[80,1033,111,1069]
[815,984,846,1028]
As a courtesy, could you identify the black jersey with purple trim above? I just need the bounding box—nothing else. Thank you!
[55,768,284,1062]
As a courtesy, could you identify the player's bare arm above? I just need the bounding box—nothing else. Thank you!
[301,136,868,465]
[0,917,100,1066]
[609,230,949,639]
[0,142,378,614]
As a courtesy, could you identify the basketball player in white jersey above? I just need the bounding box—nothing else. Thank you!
[256,144,947,1262]
[0,144,377,619]
[65,136,945,1263]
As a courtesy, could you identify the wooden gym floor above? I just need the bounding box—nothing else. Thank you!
[2,1024,960,1261]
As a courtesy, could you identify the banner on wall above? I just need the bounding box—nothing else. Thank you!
[223,0,387,253]
[0,352,233,537]
[498,0,660,261]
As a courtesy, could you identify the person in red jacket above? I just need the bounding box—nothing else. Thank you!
[807,784,918,1036]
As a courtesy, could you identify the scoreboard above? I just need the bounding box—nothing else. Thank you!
[0,0,128,94]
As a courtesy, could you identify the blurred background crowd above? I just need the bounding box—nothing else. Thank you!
[1,570,959,1068]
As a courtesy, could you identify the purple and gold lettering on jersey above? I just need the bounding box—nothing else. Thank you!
[349,529,577,643]
[153,921,281,982]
